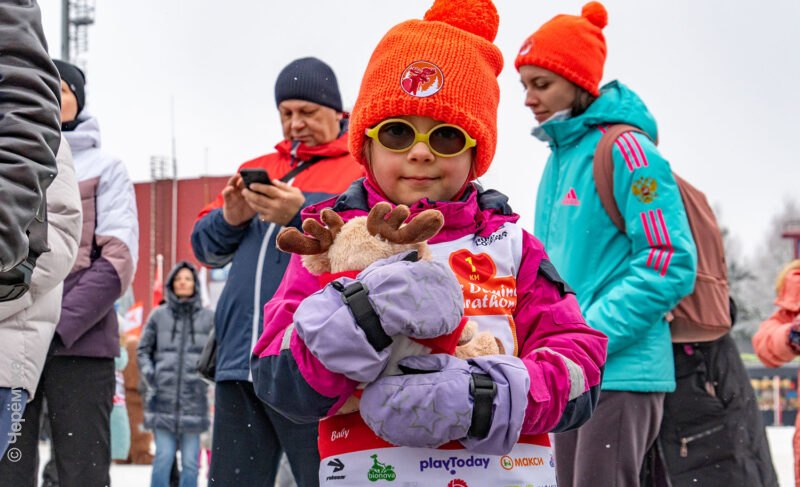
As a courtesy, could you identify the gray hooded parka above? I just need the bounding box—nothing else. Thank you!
[137,261,213,434]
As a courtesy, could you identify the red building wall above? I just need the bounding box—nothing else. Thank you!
[133,176,228,318]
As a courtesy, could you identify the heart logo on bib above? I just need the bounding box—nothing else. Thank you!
[449,249,496,284]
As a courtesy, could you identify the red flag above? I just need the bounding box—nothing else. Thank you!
[153,254,164,308]
[122,302,144,337]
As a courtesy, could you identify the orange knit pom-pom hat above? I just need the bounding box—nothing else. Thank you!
[515,2,608,97]
[349,0,503,178]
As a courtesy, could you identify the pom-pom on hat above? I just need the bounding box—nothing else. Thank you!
[349,0,504,178]
[514,2,608,97]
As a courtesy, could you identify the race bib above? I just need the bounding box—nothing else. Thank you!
[318,413,557,486]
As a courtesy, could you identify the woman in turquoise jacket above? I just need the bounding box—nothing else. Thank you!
[515,3,697,486]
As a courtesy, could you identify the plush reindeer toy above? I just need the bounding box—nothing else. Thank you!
[276,202,503,414]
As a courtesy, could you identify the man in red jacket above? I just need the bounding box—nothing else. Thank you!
[192,57,363,487]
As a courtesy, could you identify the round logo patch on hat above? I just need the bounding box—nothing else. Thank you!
[519,39,533,56]
[400,61,444,98]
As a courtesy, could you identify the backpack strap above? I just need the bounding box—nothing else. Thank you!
[592,124,650,233]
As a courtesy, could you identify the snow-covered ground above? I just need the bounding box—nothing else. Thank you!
[36,427,795,486]
[771,427,795,487]
[35,444,210,487]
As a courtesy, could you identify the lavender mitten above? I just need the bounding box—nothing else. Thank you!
[357,251,464,339]
[359,354,530,455]
[294,251,464,383]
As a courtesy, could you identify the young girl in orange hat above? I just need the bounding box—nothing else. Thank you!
[250,0,607,485]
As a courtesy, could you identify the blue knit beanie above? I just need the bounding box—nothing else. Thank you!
[274,57,343,112]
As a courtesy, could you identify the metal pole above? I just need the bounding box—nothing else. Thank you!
[61,0,70,61]
[773,375,781,426]
[149,165,157,317]
[170,97,178,268]
[781,232,800,260]
[156,254,164,306]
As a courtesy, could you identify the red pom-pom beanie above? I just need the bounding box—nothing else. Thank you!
[515,2,608,97]
[349,0,504,178]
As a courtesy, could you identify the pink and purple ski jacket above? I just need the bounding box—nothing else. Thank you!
[251,179,607,440]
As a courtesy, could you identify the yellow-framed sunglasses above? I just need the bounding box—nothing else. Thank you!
[365,118,477,158]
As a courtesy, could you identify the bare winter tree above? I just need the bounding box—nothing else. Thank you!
[722,226,756,319]
[715,206,758,346]
[732,199,800,341]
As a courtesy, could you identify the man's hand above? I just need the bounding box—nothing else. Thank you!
[222,175,256,226]
[242,179,305,226]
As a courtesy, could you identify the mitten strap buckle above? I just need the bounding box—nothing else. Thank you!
[469,372,496,439]
[332,280,393,352]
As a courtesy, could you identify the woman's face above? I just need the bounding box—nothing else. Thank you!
[60,80,78,123]
[172,268,195,298]
[519,65,578,124]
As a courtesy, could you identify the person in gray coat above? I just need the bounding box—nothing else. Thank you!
[0,137,81,466]
[138,261,213,487]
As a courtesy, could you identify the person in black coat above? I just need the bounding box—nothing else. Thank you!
[138,261,213,487]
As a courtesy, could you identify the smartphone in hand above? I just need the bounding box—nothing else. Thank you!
[239,168,273,192]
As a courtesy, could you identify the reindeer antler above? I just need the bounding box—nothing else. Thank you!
[275,209,345,255]
[366,202,444,245]
[319,208,345,234]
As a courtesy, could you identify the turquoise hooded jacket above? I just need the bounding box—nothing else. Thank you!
[533,81,697,392]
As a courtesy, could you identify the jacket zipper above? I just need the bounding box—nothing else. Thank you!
[175,311,188,434]
[548,151,564,243]
[679,424,724,457]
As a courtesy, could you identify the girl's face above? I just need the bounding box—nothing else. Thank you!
[172,268,195,298]
[519,65,578,124]
[367,116,474,206]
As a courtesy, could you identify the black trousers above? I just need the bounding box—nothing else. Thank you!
[0,355,115,487]
[208,380,320,487]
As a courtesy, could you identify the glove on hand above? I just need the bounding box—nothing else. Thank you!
[356,250,464,339]
[789,317,800,354]
[294,251,464,383]
[359,354,530,455]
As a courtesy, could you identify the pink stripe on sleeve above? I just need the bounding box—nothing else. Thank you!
[660,249,674,277]
[649,210,665,269]
[641,212,656,245]
[641,212,656,267]
[620,133,642,168]
[656,209,672,246]
[657,209,674,276]
[630,133,649,167]
[614,139,635,172]
[598,125,634,172]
